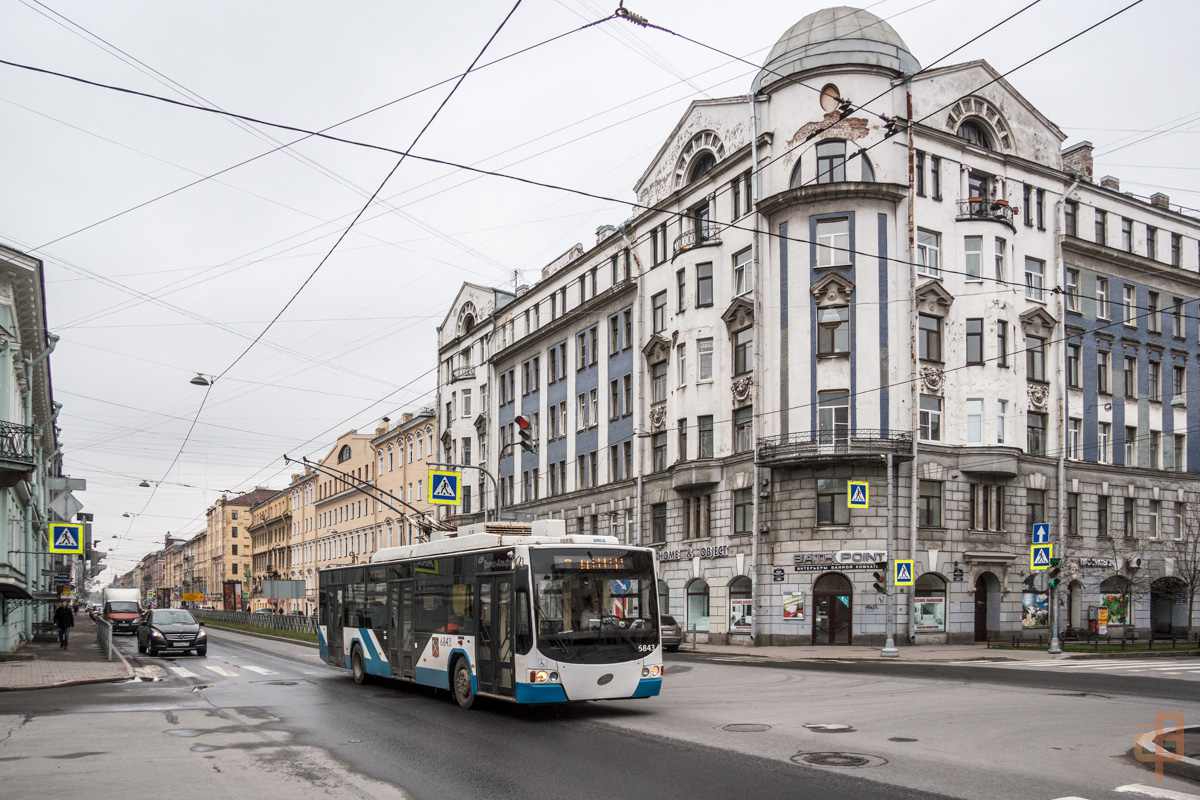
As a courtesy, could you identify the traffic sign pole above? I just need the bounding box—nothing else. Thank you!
[880,453,898,658]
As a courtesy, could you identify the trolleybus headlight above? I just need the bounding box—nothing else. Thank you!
[649,665,661,677]
[641,667,649,677]
[549,672,559,682]
[531,670,550,683]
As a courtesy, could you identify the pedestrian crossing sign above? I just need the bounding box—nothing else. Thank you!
[847,481,869,508]
[894,559,914,586]
[428,470,461,505]
[49,522,83,554]
[1031,543,1053,570]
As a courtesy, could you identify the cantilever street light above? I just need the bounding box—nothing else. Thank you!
[189,373,212,387]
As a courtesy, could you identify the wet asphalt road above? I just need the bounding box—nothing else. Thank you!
[0,629,961,800]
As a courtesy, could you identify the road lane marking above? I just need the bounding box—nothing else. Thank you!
[242,666,276,675]
[205,666,237,677]
[170,667,198,678]
[1115,783,1200,799]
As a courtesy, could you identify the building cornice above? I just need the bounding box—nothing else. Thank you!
[492,278,638,365]
[757,181,907,218]
[1064,237,1200,290]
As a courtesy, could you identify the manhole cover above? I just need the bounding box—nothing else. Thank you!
[803,723,856,733]
[722,723,771,732]
[792,752,887,769]
[265,681,298,686]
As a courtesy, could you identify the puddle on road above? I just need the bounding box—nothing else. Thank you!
[49,752,106,759]
[164,729,205,738]
[189,745,220,753]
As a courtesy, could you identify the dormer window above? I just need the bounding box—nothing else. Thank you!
[957,120,993,150]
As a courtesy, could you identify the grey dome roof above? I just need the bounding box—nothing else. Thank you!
[753,6,920,92]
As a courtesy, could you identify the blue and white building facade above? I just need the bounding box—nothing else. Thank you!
[436,7,1200,645]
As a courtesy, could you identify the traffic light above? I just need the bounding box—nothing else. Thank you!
[515,415,535,453]
[1048,567,1062,590]
[872,571,887,595]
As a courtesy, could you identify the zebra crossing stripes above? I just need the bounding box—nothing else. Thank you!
[1051,783,1200,799]
[972,657,1200,680]
[242,665,277,675]
[205,665,237,677]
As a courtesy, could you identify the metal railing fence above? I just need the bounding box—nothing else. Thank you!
[193,610,317,635]
[95,618,114,661]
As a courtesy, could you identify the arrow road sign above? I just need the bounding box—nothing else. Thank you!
[847,481,869,508]
[1031,544,1053,570]
[1032,523,1050,544]
[49,522,83,554]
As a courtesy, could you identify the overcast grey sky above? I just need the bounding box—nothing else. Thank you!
[1,0,1194,579]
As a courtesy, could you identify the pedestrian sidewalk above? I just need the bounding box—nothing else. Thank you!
[0,616,134,691]
[682,640,1150,662]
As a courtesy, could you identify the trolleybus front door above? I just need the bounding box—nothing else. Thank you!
[476,575,515,697]
[325,586,344,666]
[389,579,415,679]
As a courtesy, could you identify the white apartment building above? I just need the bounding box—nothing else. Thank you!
[437,7,1200,646]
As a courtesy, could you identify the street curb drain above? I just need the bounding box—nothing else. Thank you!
[721,723,771,732]
[792,752,887,768]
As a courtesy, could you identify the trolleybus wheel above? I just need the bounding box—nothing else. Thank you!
[452,657,475,709]
[351,645,368,685]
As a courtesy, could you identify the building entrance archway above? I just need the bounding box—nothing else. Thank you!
[974,572,1001,642]
[1151,578,1187,635]
[812,572,852,645]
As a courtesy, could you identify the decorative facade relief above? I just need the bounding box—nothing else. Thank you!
[920,366,945,393]
[732,376,753,404]
[1028,383,1049,410]
[649,405,667,430]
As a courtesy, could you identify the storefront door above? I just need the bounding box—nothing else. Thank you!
[812,573,852,645]
[974,577,988,642]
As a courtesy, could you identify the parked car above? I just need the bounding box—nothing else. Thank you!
[660,614,683,651]
[252,609,274,616]
[137,608,207,657]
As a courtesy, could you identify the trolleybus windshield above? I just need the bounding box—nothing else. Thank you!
[530,548,659,664]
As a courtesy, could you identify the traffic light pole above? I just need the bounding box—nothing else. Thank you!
[1048,555,1062,654]
[881,452,899,658]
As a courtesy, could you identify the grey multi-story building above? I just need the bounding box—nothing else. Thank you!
[437,6,1200,646]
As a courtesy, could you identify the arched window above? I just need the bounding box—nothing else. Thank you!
[957,120,993,150]
[729,576,753,633]
[387,445,394,471]
[417,436,424,460]
[1022,574,1048,628]
[688,151,717,183]
[427,428,434,456]
[407,436,414,463]
[816,140,846,184]
[337,444,352,463]
[377,450,384,474]
[914,573,947,632]
[860,153,875,182]
[789,158,804,190]
[658,579,670,617]
[687,578,710,632]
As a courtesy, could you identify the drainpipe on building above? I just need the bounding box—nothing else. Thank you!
[1050,177,1081,655]
[749,91,763,643]
[906,85,919,644]
[23,334,57,627]
[620,224,645,549]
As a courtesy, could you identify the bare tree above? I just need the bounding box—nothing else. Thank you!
[1158,491,1200,639]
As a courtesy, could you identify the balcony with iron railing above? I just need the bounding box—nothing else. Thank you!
[451,366,476,382]
[756,429,914,467]
[955,198,1015,228]
[0,420,35,485]
[673,225,723,259]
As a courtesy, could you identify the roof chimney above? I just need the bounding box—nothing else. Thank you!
[1151,192,1170,210]
[1100,175,1120,191]
[1062,141,1093,182]
[596,224,617,245]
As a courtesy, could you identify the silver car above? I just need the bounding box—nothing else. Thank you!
[660,614,683,651]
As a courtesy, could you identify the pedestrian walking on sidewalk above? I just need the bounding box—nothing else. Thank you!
[53,600,74,649]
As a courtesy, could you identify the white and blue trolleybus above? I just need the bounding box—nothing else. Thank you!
[318,520,663,708]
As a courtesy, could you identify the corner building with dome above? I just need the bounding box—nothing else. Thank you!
[436,7,1200,645]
